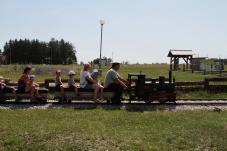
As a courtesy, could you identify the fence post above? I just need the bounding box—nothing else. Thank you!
[204,78,208,90]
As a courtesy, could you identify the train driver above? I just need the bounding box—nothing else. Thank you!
[104,62,128,104]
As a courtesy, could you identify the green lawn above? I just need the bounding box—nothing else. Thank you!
[0,107,227,150]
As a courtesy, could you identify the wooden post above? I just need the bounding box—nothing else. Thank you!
[186,57,189,69]
[170,57,172,71]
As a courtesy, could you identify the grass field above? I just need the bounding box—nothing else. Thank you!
[0,107,227,151]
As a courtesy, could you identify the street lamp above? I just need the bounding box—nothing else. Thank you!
[99,19,105,69]
[112,52,113,62]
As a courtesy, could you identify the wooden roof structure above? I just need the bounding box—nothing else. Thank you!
[167,50,195,71]
[167,50,194,57]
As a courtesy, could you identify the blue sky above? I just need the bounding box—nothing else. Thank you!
[0,0,227,64]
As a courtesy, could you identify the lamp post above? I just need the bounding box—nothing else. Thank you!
[112,52,113,62]
[99,19,105,69]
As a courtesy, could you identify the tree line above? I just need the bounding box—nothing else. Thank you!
[2,38,77,65]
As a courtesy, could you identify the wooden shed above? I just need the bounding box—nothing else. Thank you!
[167,50,195,71]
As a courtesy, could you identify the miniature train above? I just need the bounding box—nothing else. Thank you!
[0,71,176,104]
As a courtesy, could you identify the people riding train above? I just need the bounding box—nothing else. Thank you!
[26,75,42,99]
[18,66,41,101]
[104,62,128,104]
[68,70,80,96]
[90,69,99,83]
[55,69,66,97]
[0,77,19,101]
[1,63,128,103]
[80,64,103,103]
[90,69,104,100]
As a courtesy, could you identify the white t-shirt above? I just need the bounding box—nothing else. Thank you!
[80,71,90,88]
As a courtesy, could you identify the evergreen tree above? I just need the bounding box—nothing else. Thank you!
[2,38,78,64]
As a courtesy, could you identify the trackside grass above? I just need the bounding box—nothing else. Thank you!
[0,107,227,150]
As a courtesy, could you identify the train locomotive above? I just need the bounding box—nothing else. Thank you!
[0,71,176,104]
[127,71,176,103]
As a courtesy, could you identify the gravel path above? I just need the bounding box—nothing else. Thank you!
[0,100,227,111]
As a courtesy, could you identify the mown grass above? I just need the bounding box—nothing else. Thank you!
[177,90,227,99]
[0,108,227,150]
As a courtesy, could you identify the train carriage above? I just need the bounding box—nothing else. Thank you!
[0,71,176,104]
[0,86,49,103]
[54,87,115,103]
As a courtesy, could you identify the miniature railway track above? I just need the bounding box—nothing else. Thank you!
[1,98,227,106]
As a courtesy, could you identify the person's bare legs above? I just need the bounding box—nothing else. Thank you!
[92,84,100,102]
[74,86,78,93]
[30,85,35,100]
[12,88,18,99]
[99,86,104,99]
[74,86,80,96]
[60,85,65,96]
[35,87,41,97]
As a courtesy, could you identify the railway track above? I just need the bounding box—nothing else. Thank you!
[1,99,227,111]
[1,98,227,105]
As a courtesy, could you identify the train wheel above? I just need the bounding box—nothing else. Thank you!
[41,99,47,104]
[63,98,68,104]
[143,94,150,103]
[36,97,43,104]
[107,100,111,104]
[129,95,135,101]
[58,99,63,104]
[159,98,167,104]
[67,99,72,104]
[145,101,151,104]
[168,95,176,102]
[0,98,6,103]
